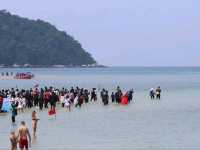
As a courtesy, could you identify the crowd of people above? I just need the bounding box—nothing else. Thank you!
[0,85,162,117]
[0,85,162,150]
[0,87,133,129]
[0,86,135,114]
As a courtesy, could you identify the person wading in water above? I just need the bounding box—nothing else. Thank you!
[32,110,39,137]
[156,86,162,99]
[17,121,31,150]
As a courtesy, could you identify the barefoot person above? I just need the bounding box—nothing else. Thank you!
[17,121,31,150]
[10,131,18,150]
[32,110,39,137]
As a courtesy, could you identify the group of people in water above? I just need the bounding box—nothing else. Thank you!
[0,85,161,150]
[10,120,33,150]
[9,110,38,150]
[149,86,162,99]
[0,86,134,114]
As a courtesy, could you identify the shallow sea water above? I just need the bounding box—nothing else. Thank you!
[0,67,200,149]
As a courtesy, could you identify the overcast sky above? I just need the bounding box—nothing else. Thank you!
[1,0,199,66]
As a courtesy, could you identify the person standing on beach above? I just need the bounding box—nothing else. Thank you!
[156,86,161,99]
[17,121,31,150]
[32,110,39,137]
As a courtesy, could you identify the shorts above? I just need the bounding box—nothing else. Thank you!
[19,138,28,149]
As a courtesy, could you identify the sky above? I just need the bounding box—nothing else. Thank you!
[0,0,200,66]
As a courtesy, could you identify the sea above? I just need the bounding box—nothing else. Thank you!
[0,67,200,150]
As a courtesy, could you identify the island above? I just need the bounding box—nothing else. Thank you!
[0,10,102,68]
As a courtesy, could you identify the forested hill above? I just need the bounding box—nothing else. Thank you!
[0,10,96,67]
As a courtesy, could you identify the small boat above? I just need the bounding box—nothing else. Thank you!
[14,72,34,79]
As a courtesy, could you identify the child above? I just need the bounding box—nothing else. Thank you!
[10,131,18,150]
